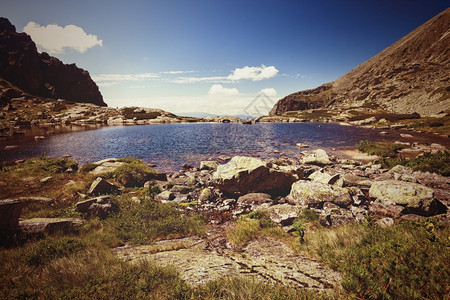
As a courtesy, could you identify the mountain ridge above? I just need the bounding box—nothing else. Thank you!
[270,8,450,117]
[0,17,106,107]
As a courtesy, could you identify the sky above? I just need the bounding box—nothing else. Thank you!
[1,0,449,116]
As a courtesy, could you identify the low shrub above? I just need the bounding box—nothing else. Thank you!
[301,221,449,299]
[3,155,78,176]
[358,140,408,157]
[107,158,156,187]
[227,211,289,247]
[107,198,204,245]
[24,237,86,266]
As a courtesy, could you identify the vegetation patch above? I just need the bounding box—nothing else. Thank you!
[121,107,161,120]
[106,158,156,187]
[227,210,290,247]
[300,221,449,299]
[24,237,86,266]
[106,197,204,245]
[357,140,409,157]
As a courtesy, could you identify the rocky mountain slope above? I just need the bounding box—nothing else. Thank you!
[270,8,450,117]
[0,17,106,106]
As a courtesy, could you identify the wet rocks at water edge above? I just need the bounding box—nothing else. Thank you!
[129,149,449,228]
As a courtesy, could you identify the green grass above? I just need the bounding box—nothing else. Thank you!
[1,154,78,175]
[227,211,290,247]
[105,197,205,245]
[106,158,156,187]
[300,220,449,299]
[121,107,162,120]
[357,140,409,157]
[24,237,86,266]
[358,140,450,175]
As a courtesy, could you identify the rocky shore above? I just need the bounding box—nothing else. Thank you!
[2,148,448,289]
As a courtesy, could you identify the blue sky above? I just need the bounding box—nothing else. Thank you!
[1,0,449,115]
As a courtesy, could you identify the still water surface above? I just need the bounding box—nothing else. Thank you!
[0,122,444,171]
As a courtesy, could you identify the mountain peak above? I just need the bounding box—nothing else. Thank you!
[270,8,450,117]
[0,17,106,106]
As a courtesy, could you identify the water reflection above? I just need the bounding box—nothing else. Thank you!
[1,123,448,172]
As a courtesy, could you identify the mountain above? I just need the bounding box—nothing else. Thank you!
[270,8,450,117]
[0,17,106,106]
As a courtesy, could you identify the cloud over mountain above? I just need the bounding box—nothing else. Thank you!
[23,21,102,54]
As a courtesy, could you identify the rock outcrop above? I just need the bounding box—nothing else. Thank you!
[212,156,298,197]
[0,17,106,106]
[270,8,450,117]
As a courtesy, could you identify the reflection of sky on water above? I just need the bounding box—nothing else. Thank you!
[1,123,448,172]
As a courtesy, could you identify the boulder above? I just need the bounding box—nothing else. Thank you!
[237,193,272,211]
[300,149,333,166]
[198,188,213,203]
[377,165,417,182]
[74,195,115,219]
[200,161,219,171]
[154,191,175,202]
[89,160,125,175]
[369,180,446,216]
[369,202,404,219]
[0,199,24,231]
[289,180,352,208]
[266,204,302,226]
[213,156,297,197]
[341,173,373,189]
[320,202,356,227]
[308,170,341,186]
[87,177,119,196]
[376,217,395,228]
[19,218,83,236]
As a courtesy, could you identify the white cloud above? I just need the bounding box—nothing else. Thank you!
[258,88,277,97]
[172,76,228,84]
[92,73,160,85]
[208,84,240,95]
[23,22,102,54]
[228,65,279,81]
[171,65,279,84]
[160,70,195,75]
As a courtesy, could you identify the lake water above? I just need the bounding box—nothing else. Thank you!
[0,122,447,171]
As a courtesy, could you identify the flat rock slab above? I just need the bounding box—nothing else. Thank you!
[114,236,341,291]
[19,218,84,235]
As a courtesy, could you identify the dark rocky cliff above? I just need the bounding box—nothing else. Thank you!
[0,17,106,106]
[270,8,450,117]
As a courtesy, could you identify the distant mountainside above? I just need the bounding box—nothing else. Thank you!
[0,17,106,106]
[270,8,450,117]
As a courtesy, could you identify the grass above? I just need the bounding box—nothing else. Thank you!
[121,107,162,120]
[357,139,409,157]
[300,220,449,299]
[105,196,205,245]
[227,210,291,247]
[106,158,157,187]
[358,140,450,175]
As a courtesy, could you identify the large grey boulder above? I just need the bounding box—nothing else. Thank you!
[87,158,125,175]
[300,149,333,166]
[289,180,352,208]
[74,195,115,219]
[19,218,83,236]
[266,204,302,226]
[87,177,119,196]
[212,156,297,197]
[0,199,24,232]
[237,193,272,212]
[200,161,219,171]
[320,202,356,227]
[369,180,446,216]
